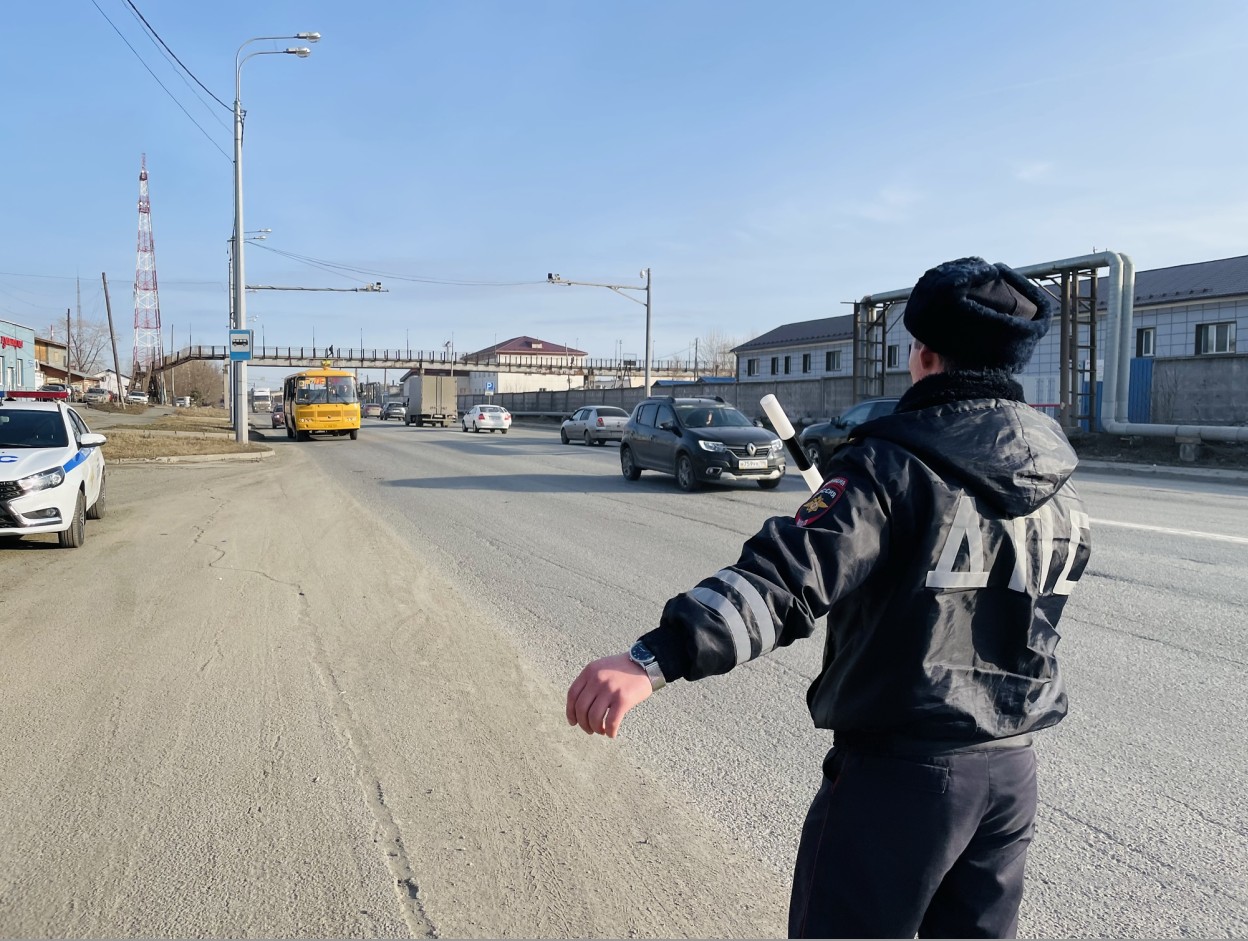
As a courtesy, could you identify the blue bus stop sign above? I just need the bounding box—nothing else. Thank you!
[229,329,253,362]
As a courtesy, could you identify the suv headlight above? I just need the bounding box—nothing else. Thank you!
[15,467,66,494]
[697,439,728,452]
[769,438,783,456]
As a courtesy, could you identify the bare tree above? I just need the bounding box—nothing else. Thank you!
[168,360,224,404]
[696,328,749,377]
[45,316,114,376]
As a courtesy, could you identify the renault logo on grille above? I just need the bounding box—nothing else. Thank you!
[746,442,757,457]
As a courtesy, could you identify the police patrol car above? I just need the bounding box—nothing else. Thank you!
[0,396,107,548]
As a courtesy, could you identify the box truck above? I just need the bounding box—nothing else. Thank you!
[250,387,273,412]
[402,375,457,427]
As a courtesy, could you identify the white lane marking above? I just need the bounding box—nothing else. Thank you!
[1091,517,1248,546]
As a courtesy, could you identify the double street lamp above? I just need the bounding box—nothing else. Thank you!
[232,32,319,444]
[547,268,653,394]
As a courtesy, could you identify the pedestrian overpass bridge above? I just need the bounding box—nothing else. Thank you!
[159,344,701,381]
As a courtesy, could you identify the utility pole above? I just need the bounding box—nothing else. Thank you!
[76,278,82,370]
[546,267,653,394]
[644,267,652,393]
[101,274,123,404]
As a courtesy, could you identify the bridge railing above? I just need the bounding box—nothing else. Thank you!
[164,345,709,376]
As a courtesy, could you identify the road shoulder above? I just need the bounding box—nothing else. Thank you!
[0,447,788,938]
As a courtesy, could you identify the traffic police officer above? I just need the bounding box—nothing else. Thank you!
[566,256,1092,938]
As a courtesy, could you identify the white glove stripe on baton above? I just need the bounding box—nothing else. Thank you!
[760,394,824,494]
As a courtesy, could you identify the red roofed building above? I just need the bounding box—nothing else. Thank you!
[458,336,590,394]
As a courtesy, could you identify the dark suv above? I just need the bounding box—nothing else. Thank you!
[619,396,785,491]
[797,396,900,472]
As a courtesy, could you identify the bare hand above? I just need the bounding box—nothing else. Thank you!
[565,653,655,738]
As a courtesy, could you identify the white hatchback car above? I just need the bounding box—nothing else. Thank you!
[0,399,108,548]
[461,404,512,434]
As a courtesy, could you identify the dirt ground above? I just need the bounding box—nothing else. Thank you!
[0,451,791,938]
[1068,432,1248,469]
[92,406,266,460]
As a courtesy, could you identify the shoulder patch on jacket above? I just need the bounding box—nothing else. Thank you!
[796,476,848,527]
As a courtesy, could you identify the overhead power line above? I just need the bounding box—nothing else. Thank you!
[250,242,547,287]
[89,0,230,161]
[123,0,232,112]
[121,1,231,133]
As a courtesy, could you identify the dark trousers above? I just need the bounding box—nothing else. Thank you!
[788,744,1038,939]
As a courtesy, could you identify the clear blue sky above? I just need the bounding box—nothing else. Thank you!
[3,1,1247,389]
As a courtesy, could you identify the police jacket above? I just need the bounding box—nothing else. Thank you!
[639,370,1092,747]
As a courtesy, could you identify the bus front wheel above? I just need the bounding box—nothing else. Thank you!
[350,429,359,440]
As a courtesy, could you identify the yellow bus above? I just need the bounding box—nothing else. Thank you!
[282,362,361,441]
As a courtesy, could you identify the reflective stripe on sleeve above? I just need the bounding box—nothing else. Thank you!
[689,586,752,665]
[714,569,776,654]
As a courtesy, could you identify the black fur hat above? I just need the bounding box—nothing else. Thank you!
[903,257,1053,373]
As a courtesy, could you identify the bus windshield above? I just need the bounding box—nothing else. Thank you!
[294,376,358,404]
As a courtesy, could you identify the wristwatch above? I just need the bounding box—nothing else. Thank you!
[629,640,667,691]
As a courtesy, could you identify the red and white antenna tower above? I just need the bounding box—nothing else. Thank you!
[131,154,163,381]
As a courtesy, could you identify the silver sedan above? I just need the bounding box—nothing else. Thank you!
[461,404,512,433]
[560,405,629,446]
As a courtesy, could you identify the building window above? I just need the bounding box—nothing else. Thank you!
[783,355,791,375]
[1195,322,1235,355]
[801,352,811,374]
[747,358,759,377]
[771,356,779,375]
[825,350,842,372]
[886,344,900,368]
[1136,327,1155,358]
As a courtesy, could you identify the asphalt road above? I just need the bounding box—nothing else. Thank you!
[1,417,1244,937]
[298,419,1248,939]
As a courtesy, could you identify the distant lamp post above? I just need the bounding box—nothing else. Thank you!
[227,228,270,425]
[547,268,652,394]
[232,31,319,444]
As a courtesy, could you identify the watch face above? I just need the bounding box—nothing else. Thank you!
[630,641,654,664]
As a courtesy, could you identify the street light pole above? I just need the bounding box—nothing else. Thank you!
[547,267,653,395]
[642,267,652,393]
[228,229,269,430]
[232,33,318,444]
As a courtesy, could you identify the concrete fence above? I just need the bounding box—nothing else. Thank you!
[467,374,914,426]
[472,354,1247,432]
[1151,354,1248,426]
